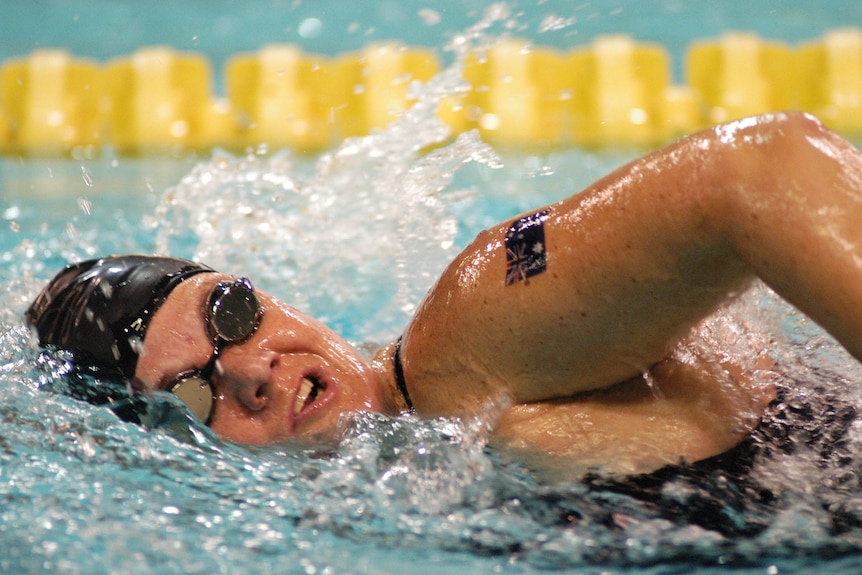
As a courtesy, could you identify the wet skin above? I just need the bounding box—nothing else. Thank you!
[134,273,399,444]
[134,271,772,477]
[131,112,862,475]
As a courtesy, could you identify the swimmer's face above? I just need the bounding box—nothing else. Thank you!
[133,273,385,444]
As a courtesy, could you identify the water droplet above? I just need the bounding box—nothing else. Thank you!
[81,166,94,187]
[538,14,576,33]
[78,197,93,215]
[298,18,322,39]
[418,9,441,25]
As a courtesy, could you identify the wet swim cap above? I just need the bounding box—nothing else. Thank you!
[26,255,215,379]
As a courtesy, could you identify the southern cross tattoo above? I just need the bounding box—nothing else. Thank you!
[505,210,548,286]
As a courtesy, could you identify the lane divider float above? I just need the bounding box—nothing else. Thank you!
[1,28,860,156]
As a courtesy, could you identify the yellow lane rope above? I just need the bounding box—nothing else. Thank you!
[1,28,860,156]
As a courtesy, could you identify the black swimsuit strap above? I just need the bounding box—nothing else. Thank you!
[393,336,415,414]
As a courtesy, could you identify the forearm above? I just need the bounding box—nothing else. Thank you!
[715,114,862,361]
[492,336,776,478]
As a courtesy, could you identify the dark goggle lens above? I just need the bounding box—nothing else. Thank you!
[169,375,215,423]
[168,278,261,425]
[208,279,261,343]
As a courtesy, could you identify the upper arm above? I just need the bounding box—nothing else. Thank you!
[400,113,833,417]
[400,128,754,414]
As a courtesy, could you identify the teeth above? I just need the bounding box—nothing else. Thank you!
[295,377,315,417]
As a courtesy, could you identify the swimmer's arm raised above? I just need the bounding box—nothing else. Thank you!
[401,112,862,416]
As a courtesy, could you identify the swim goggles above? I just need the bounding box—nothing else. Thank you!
[167,277,263,424]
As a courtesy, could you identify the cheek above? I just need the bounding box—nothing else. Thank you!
[209,414,278,445]
[137,334,208,390]
[207,395,290,444]
[335,370,382,413]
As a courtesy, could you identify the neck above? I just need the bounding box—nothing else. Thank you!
[370,339,413,415]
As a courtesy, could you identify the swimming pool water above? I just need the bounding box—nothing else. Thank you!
[5,0,859,86]
[4,2,862,574]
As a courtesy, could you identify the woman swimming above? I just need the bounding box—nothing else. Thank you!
[26,112,862,476]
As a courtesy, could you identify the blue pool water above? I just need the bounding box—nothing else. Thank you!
[4,2,862,574]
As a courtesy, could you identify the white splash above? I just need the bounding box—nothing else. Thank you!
[152,39,502,343]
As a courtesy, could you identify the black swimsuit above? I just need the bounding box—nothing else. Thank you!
[578,385,860,537]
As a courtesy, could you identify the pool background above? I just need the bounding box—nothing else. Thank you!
[3,2,862,574]
[4,0,861,89]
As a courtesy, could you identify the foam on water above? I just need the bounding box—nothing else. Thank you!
[4,5,862,573]
[151,81,501,344]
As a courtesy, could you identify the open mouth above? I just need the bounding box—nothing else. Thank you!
[294,376,326,417]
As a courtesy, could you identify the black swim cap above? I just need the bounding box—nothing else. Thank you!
[26,255,215,379]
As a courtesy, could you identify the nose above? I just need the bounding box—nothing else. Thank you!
[211,350,273,413]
